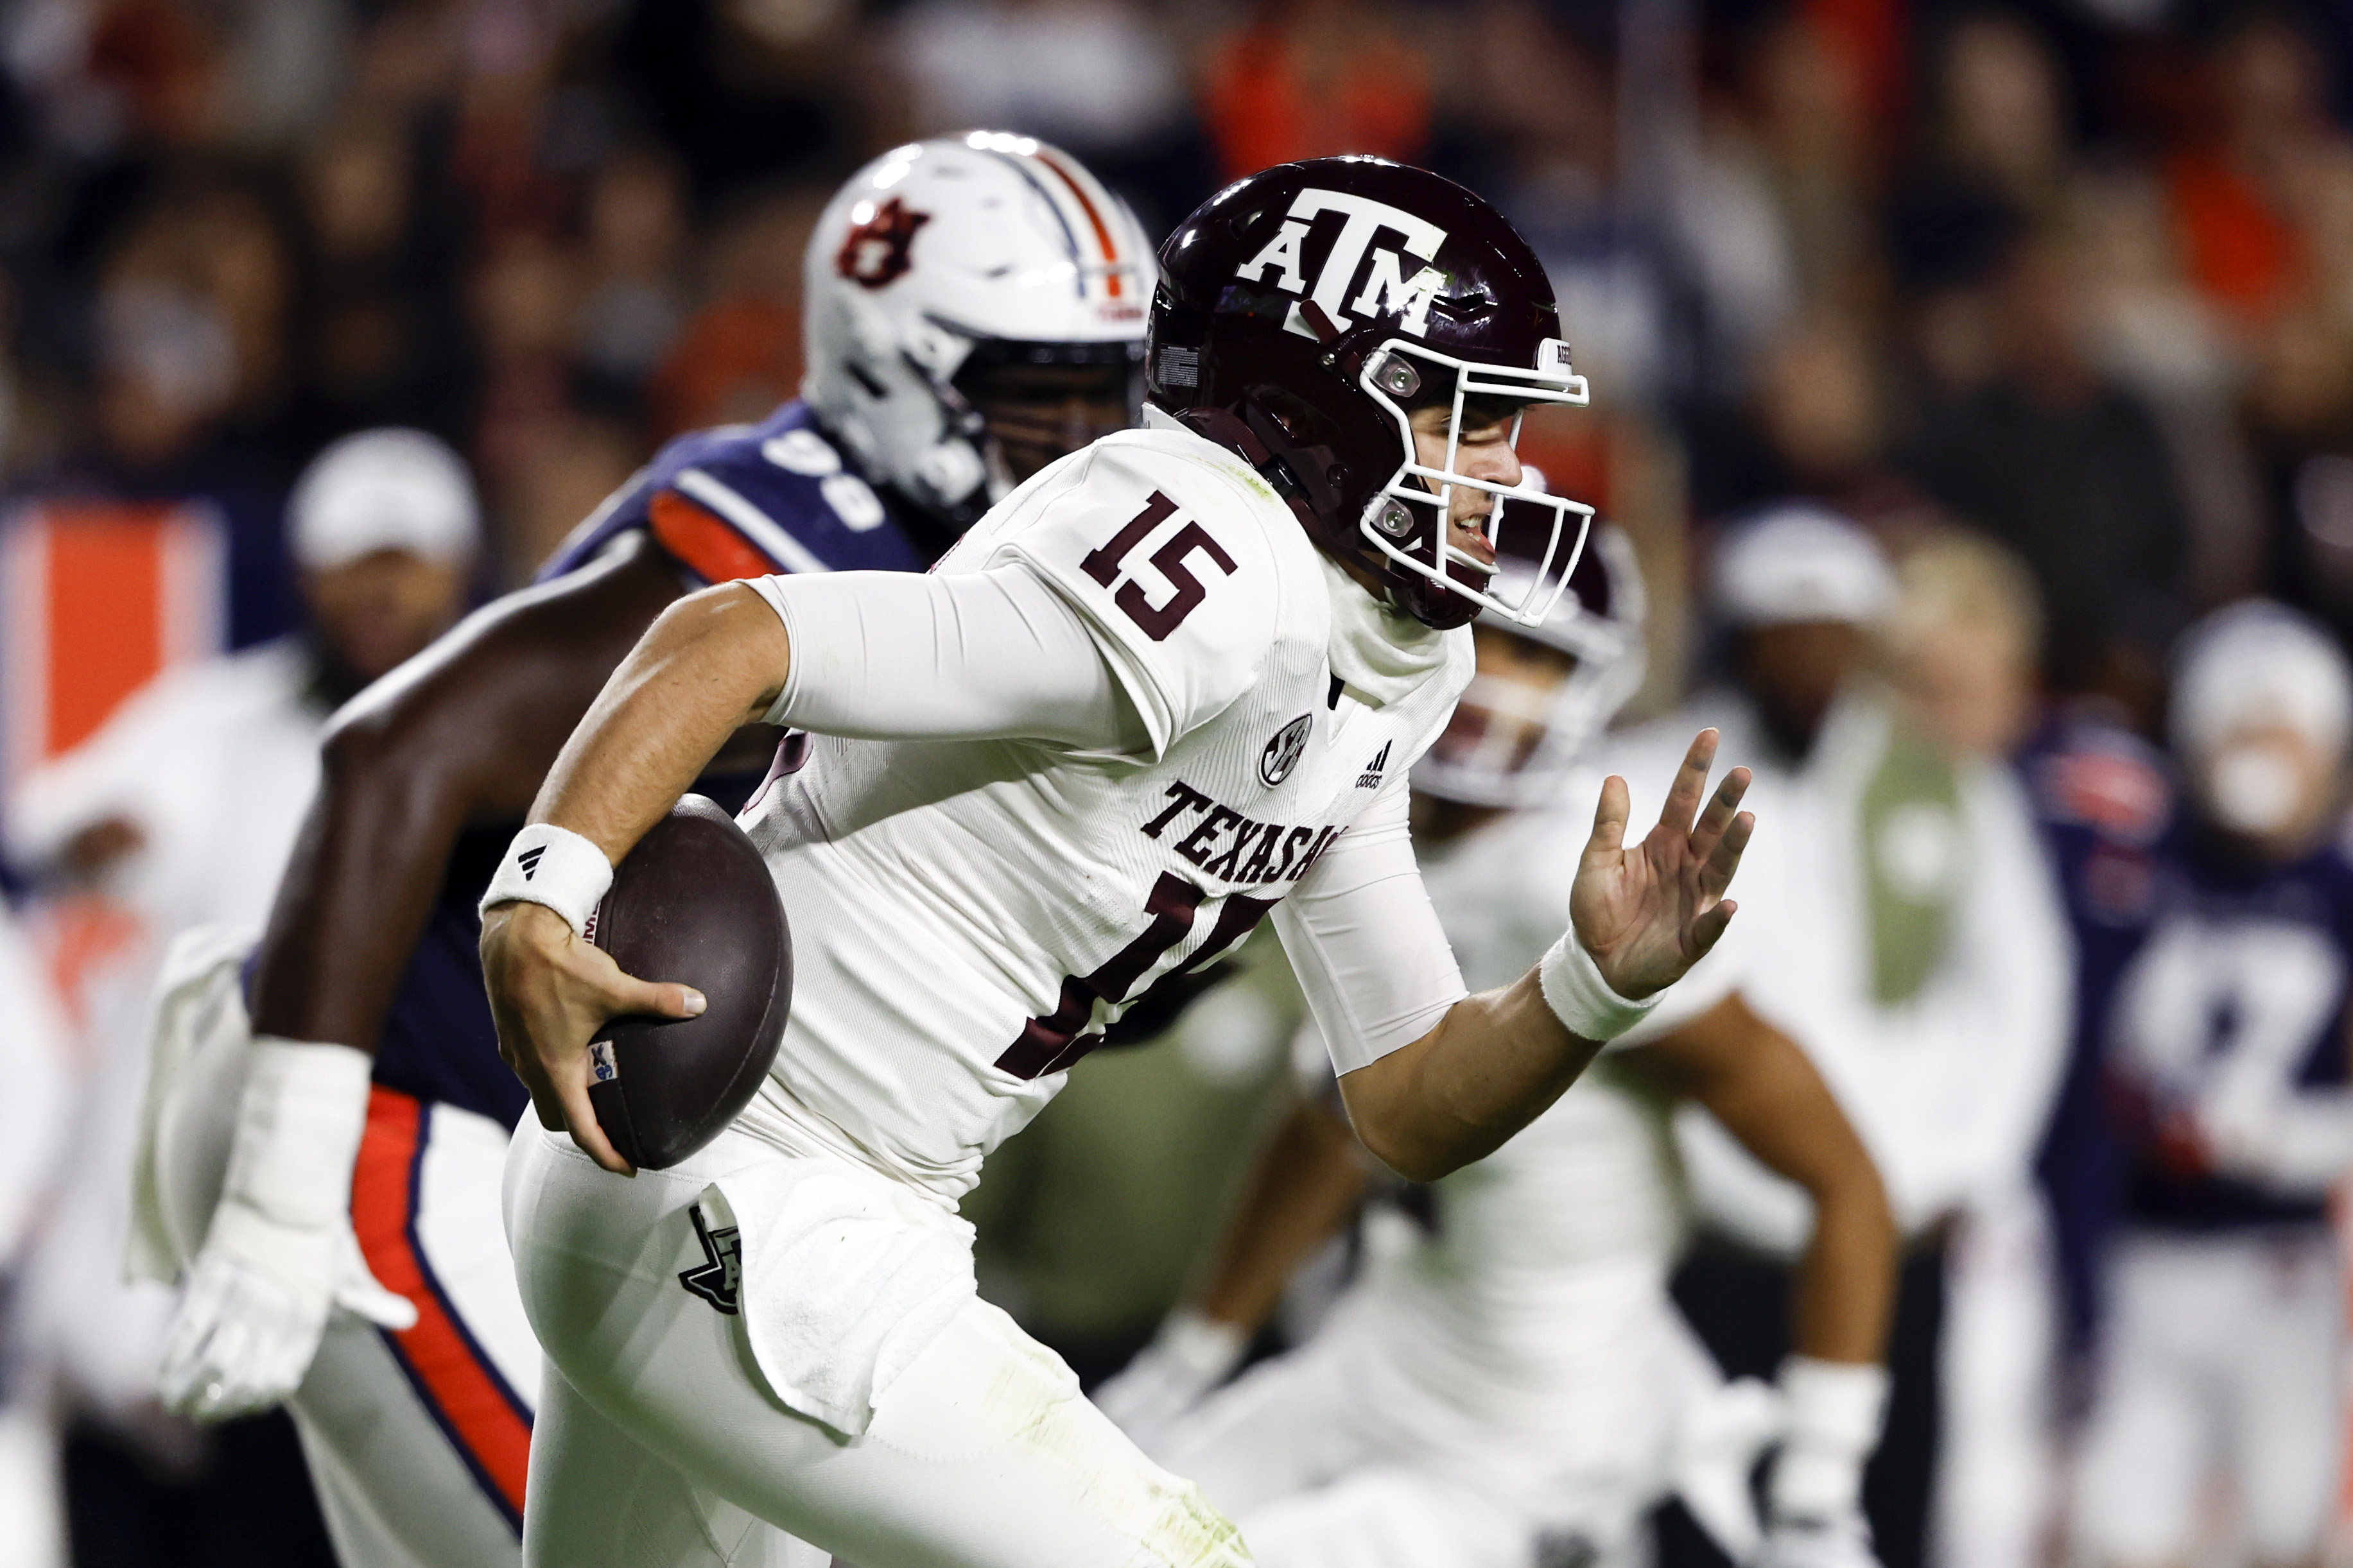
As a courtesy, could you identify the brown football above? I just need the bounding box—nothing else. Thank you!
[585,795,790,1169]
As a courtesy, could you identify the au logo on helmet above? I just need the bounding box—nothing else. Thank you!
[1235,189,1452,340]
[835,196,930,289]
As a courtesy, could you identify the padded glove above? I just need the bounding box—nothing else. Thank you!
[156,1040,415,1420]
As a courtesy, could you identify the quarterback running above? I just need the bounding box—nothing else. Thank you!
[129,133,1151,1568]
[482,157,1757,1565]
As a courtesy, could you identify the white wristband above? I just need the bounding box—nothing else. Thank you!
[207,1039,375,1269]
[1771,1356,1889,1520]
[1537,929,1662,1042]
[479,823,614,938]
[1155,1307,1249,1386]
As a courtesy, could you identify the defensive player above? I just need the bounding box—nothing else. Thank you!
[482,157,1756,1565]
[1093,531,1898,1568]
[2072,602,2353,1568]
[130,133,1152,1568]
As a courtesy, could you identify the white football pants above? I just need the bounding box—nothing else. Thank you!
[2072,1227,2345,1565]
[504,1121,1250,1568]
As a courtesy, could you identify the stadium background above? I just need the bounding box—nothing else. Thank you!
[1,0,2351,1564]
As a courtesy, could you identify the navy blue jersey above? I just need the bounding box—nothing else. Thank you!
[367,401,937,1123]
[2107,823,2353,1234]
[2025,710,2175,1358]
[541,400,937,584]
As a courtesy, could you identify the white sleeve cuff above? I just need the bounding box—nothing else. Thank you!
[744,576,800,726]
[213,1038,374,1241]
[1537,929,1663,1043]
[1771,1356,1889,1520]
[478,822,612,938]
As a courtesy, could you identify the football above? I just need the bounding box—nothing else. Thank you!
[584,795,791,1170]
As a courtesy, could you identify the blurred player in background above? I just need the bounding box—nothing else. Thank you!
[1656,515,2071,1568]
[1095,526,1898,1568]
[126,134,1151,1568]
[0,897,74,1568]
[4,426,475,1432]
[2072,602,2353,1568]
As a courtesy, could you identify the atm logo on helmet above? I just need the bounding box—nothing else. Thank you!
[1234,190,1451,340]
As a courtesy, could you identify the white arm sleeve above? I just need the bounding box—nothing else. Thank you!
[744,566,1147,751]
[1271,780,1468,1076]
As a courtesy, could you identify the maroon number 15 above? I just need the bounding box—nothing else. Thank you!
[1081,492,1237,642]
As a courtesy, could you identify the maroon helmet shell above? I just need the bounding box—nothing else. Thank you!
[1147,156,1591,630]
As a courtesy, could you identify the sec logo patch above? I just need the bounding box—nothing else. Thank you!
[1260,714,1312,787]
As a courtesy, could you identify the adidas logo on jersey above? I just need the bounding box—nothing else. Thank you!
[517,845,545,880]
[1357,743,1391,789]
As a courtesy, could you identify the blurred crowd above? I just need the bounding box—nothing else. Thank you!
[0,0,2351,1565]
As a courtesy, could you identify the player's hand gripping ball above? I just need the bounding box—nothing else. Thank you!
[584,796,792,1169]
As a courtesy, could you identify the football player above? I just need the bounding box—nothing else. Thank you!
[481,157,1756,1565]
[1092,530,1898,1568]
[2072,602,2353,1568]
[130,132,1151,1568]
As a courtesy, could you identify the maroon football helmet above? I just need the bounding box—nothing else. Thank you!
[1147,156,1593,630]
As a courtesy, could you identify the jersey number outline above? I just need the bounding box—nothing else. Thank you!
[996,872,1276,1080]
[1081,492,1238,642]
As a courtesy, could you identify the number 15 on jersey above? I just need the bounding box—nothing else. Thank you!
[1082,492,1237,642]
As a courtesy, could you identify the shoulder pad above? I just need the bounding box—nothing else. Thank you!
[962,437,1302,756]
[540,402,928,585]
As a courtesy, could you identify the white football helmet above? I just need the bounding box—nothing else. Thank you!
[803,132,1155,525]
[1412,517,1647,809]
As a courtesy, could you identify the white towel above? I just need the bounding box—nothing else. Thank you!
[123,924,257,1286]
[706,1153,978,1438]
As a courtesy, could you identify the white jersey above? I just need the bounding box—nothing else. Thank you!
[1337,785,1711,1445]
[740,417,1473,1201]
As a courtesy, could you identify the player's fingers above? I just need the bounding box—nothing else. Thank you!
[1584,774,1631,861]
[155,1270,229,1408]
[192,1318,255,1419]
[1687,767,1751,859]
[607,972,708,1022]
[495,1013,569,1132]
[155,1325,211,1411]
[556,1065,634,1177]
[1697,811,1755,902]
[1656,729,1721,832]
[1687,899,1738,960]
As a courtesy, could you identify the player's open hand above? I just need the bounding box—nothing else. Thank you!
[480,900,704,1175]
[1570,728,1753,1000]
